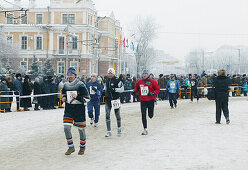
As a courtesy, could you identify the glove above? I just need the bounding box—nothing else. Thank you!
[147,92,154,96]
[92,86,97,92]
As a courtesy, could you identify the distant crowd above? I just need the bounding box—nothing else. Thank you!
[0,71,247,112]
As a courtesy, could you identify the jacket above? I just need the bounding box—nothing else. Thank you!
[134,78,160,101]
[86,80,103,101]
[104,76,124,101]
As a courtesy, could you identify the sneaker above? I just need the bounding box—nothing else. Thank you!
[175,104,177,108]
[117,127,122,136]
[226,119,230,125]
[141,129,148,135]
[171,106,174,109]
[94,122,98,127]
[215,122,221,124]
[78,147,85,155]
[65,147,75,155]
[90,119,94,125]
[105,131,112,137]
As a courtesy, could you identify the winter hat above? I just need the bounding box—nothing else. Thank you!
[67,67,77,75]
[218,69,226,76]
[142,69,149,74]
[91,73,97,77]
[16,73,21,78]
[35,77,40,83]
[107,68,115,75]
[1,77,6,82]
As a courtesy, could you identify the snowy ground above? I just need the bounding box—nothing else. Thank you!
[0,97,248,170]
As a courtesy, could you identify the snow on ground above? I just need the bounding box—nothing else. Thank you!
[0,97,248,170]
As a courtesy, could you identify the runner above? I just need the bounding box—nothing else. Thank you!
[166,75,180,109]
[86,73,102,127]
[104,68,124,137]
[61,67,89,155]
[134,70,160,135]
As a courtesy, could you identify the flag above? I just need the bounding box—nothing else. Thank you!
[119,35,122,45]
[123,37,125,48]
[126,38,129,47]
[131,42,135,51]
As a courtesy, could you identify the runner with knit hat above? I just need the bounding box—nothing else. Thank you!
[134,69,160,135]
[61,67,90,155]
[103,68,124,137]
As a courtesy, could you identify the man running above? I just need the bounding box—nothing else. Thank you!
[61,67,89,155]
[86,73,102,127]
[166,75,180,109]
[134,70,160,135]
[104,68,124,137]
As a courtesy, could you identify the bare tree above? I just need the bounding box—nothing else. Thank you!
[0,32,19,74]
[130,16,158,76]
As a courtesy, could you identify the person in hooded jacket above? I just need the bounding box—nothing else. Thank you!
[86,73,102,127]
[213,69,231,124]
[166,75,180,109]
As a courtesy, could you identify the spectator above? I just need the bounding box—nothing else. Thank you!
[6,76,14,112]
[33,77,42,110]
[22,75,33,111]
[0,77,10,113]
[13,73,23,111]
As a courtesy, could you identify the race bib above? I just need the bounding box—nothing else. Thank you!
[170,82,176,89]
[141,85,149,96]
[111,99,121,109]
[66,91,77,103]
[191,81,195,86]
[90,86,97,95]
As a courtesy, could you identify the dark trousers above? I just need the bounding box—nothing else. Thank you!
[16,97,20,110]
[191,88,199,101]
[169,93,177,107]
[125,92,131,103]
[87,100,100,123]
[140,100,155,129]
[215,97,229,123]
[244,91,247,96]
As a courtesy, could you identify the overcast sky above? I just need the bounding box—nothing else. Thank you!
[94,0,248,60]
[2,0,248,60]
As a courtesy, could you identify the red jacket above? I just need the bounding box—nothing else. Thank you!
[134,78,160,101]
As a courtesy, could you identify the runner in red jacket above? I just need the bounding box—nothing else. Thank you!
[134,70,160,135]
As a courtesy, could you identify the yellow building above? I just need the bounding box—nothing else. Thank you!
[0,0,122,76]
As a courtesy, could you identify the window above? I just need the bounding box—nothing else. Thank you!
[21,14,27,24]
[6,36,12,45]
[36,14,43,24]
[21,36,27,50]
[58,62,65,74]
[70,61,78,72]
[62,14,75,24]
[7,14,13,24]
[36,37,42,50]
[72,36,78,50]
[59,37,65,54]
[88,15,92,25]
[20,61,27,71]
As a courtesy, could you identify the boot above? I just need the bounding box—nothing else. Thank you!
[78,147,85,155]
[141,129,148,135]
[65,147,75,155]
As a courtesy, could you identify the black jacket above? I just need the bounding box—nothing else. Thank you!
[104,76,124,101]
[214,76,231,98]
[190,79,198,89]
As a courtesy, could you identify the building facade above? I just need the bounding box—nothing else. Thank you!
[0,0,122,77]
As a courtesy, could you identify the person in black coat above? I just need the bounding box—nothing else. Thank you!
[6,76,14,112]
[34,77,42,110]
[22,75,33,111]
[41,76,51,110]
[213,69,231,124]
[50,76,58,109]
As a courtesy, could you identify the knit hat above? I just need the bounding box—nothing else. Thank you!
[142,69,149,74]
[107,68,115,74]
[67,67,77,75]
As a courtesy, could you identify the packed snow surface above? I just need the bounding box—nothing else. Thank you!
[0,97,248,170]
